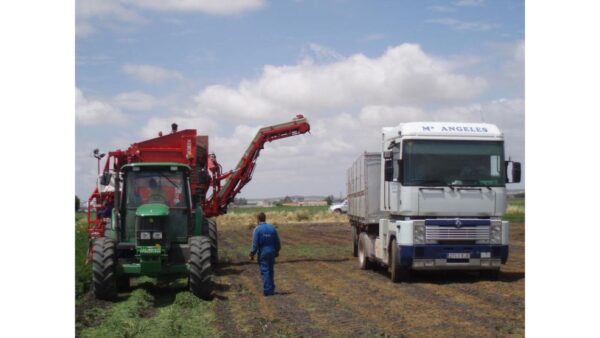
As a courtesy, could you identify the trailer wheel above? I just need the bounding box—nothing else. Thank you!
[480,269,500,281]
[92,237,117,300]
[358,233,372,270]
[351,226,358,257]
[390,238,410,283]
[189,236,213,299]
[207,218,219,267]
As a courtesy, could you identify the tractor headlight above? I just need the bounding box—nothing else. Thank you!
[413,224,425,244]
[152,232,163,240]
[490,224,502,244]
[140,232,151,240]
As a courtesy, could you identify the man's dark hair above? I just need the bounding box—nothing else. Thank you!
[257,212,266,222]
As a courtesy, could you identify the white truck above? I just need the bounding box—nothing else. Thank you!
[347,122,521,282]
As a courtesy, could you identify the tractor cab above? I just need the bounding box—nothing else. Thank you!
[120,163,193,250]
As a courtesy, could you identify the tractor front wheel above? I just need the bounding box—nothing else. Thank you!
[189,236,213,299]
[92,237,117,300]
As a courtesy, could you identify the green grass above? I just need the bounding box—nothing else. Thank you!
[505,198,525,222]
[78,288,217,338]
[76,212,92,299]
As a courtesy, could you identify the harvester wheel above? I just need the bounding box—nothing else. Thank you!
[207,218,219,267]
[358,233,372,270]
[189,236,213,299]
[92,237,117,300]
[351,226,358,257]
[390,239,410,283]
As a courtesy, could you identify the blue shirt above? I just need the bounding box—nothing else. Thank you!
[251,222,281,257]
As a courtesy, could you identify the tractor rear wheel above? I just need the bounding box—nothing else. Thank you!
[207,219,218,267]
[189,236,213,299]
[92,237,117,300]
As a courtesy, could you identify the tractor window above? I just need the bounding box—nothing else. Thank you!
[125,171,187,209]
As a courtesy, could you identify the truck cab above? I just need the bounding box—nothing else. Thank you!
[349,122,521,281]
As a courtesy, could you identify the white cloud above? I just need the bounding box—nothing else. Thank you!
[76,88,126,125]
[140,114,219,139]
[113,91,157,111]
[427,18,496,31]
[77,0,265,36]
[192,44,487,122]
[122,64,184,84]
[304,43,344,62]
[455,0,484,6]
[504,40,524,81]
[428,5,456,13]
[126,0,266,15]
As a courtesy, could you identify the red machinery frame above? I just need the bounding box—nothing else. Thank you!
[87,115,310,246]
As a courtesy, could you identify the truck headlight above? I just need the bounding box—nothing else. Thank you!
[490,224,502,244]
[152,232,163,240]
[414,224,425,244]
[140,232,151,240]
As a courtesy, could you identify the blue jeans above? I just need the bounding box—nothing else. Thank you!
[259,252,275,296]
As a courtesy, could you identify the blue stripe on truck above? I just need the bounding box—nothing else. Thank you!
[399,245,509,267]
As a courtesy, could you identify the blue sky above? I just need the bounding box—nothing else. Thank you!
[76,0,524,199]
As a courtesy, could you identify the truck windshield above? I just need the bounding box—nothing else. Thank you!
[125,170,188,208]
[402,140,505,187]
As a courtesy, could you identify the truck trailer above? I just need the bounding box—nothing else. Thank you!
[347,122,521,282]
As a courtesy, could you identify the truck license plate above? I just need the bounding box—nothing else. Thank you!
[448,252,470,259]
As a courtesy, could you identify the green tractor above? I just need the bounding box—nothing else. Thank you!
[86,117,310,300]
[92,163,217,300]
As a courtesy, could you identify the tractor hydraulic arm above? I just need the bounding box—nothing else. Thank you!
[205,115,310,216]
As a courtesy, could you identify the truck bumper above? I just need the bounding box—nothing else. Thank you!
[400,244,509,271]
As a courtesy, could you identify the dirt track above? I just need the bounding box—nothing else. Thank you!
[212,221,525,337]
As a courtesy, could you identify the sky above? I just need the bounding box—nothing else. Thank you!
[75,0,524,199]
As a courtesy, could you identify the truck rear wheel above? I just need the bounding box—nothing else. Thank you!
[189,236,213,299]
[358,233,372,270]
[207,219,218,267]
[351,226,358,257]
[92,237,117,300]
[390,239,410,283]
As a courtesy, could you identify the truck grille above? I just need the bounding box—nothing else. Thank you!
[425,226,489,241]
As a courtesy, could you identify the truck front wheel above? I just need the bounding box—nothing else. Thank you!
[390,239,411,283]
[358,233,372,270]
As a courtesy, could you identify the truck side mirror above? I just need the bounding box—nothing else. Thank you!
[384,159,394,182]
[512,162,521,183]
[100,173,112,186]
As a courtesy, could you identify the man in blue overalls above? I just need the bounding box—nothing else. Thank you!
[249,212,281,296]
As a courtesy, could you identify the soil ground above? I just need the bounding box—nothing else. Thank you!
[76,219,525,337]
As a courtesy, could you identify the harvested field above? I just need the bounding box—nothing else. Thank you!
[76,210,525,337]
[212,220,525,337]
